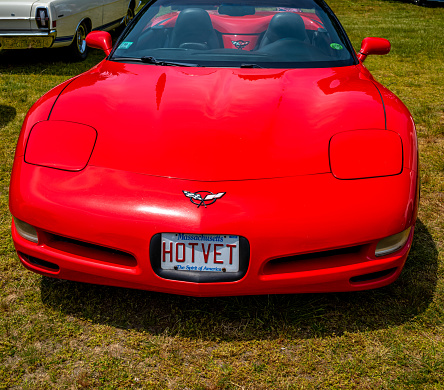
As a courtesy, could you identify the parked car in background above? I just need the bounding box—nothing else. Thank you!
[413,0,444,5]
[0,0,137,60]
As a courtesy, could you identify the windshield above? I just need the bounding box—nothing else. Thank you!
[111,0,356,68]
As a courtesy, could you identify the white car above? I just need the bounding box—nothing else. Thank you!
[0,0,137,60]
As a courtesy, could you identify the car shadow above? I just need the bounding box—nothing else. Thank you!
[40,218,438,340]
[0,105,16,129]
[380,0,444,6]
[0,47,106,76]
[0,31,123,76]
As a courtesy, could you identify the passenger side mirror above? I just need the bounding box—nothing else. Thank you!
[357,37,391,62]
[85,31,113,56]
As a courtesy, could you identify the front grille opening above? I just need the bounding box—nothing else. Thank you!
[45,234,137,268]
[350,268,397,284]
[263,245,364,275]
[20,253,60,272]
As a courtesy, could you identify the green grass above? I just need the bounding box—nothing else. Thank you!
[1,1,444,388]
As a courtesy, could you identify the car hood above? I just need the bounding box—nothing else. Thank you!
[49,61,385,181]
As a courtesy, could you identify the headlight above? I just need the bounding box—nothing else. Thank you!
[13,217,38,243]
[25,120,97,171]
[329,129,403,180]
[375,227,412,257]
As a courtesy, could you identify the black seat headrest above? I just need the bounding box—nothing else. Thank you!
[169,8,220,49]
[259,12,307,48]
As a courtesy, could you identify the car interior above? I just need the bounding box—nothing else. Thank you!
[113,3,354,67]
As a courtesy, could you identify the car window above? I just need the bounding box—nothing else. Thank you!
[111,0,356,68]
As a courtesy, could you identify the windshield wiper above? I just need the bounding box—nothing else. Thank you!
[111,56,199,67]
[240,63,264,68]
[141,56,199,67]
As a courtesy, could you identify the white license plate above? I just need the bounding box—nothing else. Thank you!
[161,233,240,272]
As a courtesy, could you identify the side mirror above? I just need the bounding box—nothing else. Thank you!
[357,37,391,62]
[85,31,113,56]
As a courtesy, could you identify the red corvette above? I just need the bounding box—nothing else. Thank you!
[9,0,419,296]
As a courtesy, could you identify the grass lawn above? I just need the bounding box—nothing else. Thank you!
[1,0,443,388]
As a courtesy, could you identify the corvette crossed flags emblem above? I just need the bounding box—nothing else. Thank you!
[232,40,250,50]
[183,190,226,208]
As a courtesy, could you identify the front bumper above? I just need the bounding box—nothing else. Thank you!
[10,162,418,296]
[0,30,56,50]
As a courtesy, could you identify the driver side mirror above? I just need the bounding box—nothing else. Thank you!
[85,31,113,56]
[357,37,391,62]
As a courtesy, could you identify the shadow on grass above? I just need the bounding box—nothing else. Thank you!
[40,219,438,340]
[379,0,444,5]
[0,31,122,76]
[0,47,106,76]
[0,105,16,129]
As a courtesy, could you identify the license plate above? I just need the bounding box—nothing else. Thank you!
[161,233,239,272]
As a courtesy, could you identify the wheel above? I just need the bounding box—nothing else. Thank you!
[69,21,89,61]
[118,3,135,34]
[123,5,135,27]
[117,3,135,34]
[413,0,425,5]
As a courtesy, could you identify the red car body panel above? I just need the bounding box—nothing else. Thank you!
[25,121,98,171]
[329,129,403,179]
[9,5,418,296]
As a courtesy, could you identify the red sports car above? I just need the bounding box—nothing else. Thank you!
[10,0,419,296]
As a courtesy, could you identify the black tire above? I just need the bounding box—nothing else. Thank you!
[123,5,135,27]
[118,3,135,34]
[69,21,89,61]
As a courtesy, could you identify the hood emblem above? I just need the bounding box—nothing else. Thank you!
[183,191,226,208]
[232,40,250,50]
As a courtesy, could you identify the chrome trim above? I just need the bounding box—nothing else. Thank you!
[0,17,33,21]
[0,30,56,37]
